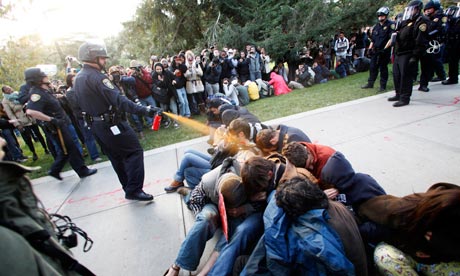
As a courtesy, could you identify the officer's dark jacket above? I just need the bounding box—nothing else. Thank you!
[395,15,430,57]
[427,10,447,41]
[371,19,395,50]
[27,86,70,124]
[74,64,148,117]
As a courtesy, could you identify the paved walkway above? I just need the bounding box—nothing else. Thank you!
[31,81,460,275]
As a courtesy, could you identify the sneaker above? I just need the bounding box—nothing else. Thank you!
[173,122,180,129]
[93,157,103,162]
[164,120,171,129]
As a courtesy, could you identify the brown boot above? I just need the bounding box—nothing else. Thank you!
[164,180,184,193]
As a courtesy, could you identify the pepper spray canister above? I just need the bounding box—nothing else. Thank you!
[152,113,162,131]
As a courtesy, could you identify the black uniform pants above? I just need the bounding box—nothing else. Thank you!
[91,120,144,195]
[368,50,391,88]
[50,125,86,176]
[447,43,460,82]
[393,54,417,103]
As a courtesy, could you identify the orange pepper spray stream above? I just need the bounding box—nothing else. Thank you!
[160,112,210,134]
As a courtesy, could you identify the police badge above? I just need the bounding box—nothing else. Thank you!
[102,79,115,89]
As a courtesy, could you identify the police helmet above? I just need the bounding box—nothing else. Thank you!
[24,67,47,86]
[403,0,423,21]
[424,0,441,11]
[377,7,390,17]
[78,42,109,63]
[445,6,459,18]
[408,0,423,10]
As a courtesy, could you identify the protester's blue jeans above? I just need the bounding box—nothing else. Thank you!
[139,95,157,126]
[176,87,191,117]
[174,149,211,189]
[208,212,264,276]
[175,203,220,271]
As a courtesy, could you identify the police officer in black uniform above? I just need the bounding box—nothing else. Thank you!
[24,68,97,180]
[388,0,429,107]
[362,6,395,91]
[74,42,161,201]
[418,0,448,92]
[442,6,460,85]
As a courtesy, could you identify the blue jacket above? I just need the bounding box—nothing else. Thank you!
[242,193,355,275]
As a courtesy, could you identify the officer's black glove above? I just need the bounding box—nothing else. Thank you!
[145,106,163,117]
[50,117,66,128]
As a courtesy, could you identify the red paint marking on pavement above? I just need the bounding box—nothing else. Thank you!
[438,97,460,108]
[66,188,124,204]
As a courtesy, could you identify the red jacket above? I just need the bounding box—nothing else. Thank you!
[300,142,336,180]
[128,68,153,99]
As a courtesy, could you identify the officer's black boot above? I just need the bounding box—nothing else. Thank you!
[418,86,430,92]
[361,82,374,89]
[388,95,400,102]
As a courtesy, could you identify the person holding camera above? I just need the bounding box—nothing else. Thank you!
[74,42,161,201]
[24,67,97,181]
[204,57,222,97]
[127,60,156,127]
[170,54,191,118]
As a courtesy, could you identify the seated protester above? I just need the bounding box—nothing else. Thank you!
[268,66,292,96]
[214,104,265,146]
[287,63,315,89]
[205,156,287,276]
[331,58,348,79]
[164,119,261,276]
[222,78,239,106]
[232,78,250,106]
[241,177,356,275]
[255,124,311,156]
[360,183,460,275]
[352,53,371,72]
[312,61,331,84]
[281,142,386,214]
[206,97,234,145]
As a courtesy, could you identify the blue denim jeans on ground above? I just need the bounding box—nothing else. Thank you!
[1,128,23,160]
[174,149,211,184]
[175,203,220,271]
[176,87,191,117]
[139,95,157,126]
[208,212,264,276]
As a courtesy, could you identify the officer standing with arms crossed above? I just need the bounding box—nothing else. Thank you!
[418,0,447,92]
[74,42,161,201]
[362,6,395,92]
[388,0,429,107]
[24,68,97,180]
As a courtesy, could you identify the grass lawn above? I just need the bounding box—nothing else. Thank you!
[19,70,394,179]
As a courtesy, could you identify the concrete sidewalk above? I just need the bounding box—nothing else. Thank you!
[31,81,460,275]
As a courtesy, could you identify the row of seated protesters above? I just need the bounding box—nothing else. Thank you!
[162,99,460,276]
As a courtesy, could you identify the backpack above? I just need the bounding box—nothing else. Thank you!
[246,82,260,101]
[0,162,95,276]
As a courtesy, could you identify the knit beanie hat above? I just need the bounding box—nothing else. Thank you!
[217,173,247,208]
